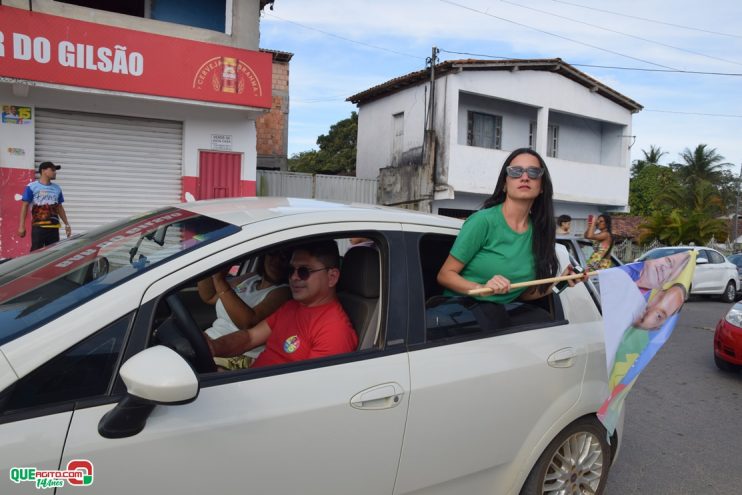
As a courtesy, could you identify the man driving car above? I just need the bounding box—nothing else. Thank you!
[207,240,357,367]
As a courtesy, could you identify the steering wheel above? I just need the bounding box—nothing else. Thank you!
[165,294,216,373]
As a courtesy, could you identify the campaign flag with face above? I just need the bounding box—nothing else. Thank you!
[596,250,697,435]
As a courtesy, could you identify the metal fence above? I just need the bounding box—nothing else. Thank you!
[256,170,378,204]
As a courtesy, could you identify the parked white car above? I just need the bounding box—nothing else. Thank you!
[0,198,620,495]
[637,246,740,302]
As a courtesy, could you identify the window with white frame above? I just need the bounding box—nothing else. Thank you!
[528,121,536,149]
[467,111,502,149]
[547,124,559,158]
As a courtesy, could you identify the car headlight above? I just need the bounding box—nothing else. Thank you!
[724,305,742,327]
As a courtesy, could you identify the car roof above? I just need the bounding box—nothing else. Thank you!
[177,197,464,229]
[646,246,715,252]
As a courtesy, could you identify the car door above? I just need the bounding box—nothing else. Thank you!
[58,226,410,495]
[695,249,720,292]
[707,249,734,292]
[394,229,595,494]
[0,314,132,494]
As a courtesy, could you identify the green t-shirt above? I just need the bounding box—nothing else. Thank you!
[446,204,535,303]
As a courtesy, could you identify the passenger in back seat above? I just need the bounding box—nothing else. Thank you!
[198,250,291,339]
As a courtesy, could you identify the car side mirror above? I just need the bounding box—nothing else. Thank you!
[696,257,708,265]
[98,346,199,439]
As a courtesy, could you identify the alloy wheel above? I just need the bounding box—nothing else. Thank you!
[541,431,605,494]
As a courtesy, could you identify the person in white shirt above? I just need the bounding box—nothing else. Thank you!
[198,250,291,339]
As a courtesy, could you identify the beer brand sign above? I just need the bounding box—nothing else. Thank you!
[0,6,272,108]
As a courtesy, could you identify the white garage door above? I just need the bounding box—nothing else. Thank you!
[35,109,183,234]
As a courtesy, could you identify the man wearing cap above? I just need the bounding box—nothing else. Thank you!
[18,161,72,251]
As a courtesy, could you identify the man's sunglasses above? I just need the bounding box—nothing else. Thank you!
[506,166,545,179]
[291,266,333,280]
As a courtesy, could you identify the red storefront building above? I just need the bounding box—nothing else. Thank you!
[0,1,276,257]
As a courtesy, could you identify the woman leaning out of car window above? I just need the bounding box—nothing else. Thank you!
[436,148,584,330]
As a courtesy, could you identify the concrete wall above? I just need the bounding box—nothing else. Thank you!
[356,84,427,179]
[4,0,263,49]
[256,56,290,170]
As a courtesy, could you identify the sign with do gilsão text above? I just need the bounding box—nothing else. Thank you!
[0,5,272,108]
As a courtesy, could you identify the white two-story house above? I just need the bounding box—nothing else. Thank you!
[348,58,642,226]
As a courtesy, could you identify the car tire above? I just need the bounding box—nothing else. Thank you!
[721,281,736,303]
[714,354,740,372]
[520,416,611,495]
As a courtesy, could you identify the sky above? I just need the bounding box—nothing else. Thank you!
[260,0,742,172]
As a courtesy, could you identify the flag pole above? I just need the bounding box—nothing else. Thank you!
[467,271,599,295]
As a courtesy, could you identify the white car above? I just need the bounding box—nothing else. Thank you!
[0,198,620,495]
[637,246,740,302]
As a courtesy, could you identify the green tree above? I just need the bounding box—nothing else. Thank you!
[628,164,678,216]
[638,180,728,245]
[716,168,740,216]
[631,145,667,178]
[288,112,358,175]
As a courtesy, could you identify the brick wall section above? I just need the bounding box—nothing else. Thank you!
[256,59,290,159]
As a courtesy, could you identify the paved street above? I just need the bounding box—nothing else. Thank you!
[606,298,742,494]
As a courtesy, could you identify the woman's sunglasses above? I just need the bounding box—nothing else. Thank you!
[290,266,333,280]
[506,166,545,179]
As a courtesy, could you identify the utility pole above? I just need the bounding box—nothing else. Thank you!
[420,46,439,213]
[425,46,439,132]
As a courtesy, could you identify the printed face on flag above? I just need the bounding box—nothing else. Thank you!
[596,250,697,435]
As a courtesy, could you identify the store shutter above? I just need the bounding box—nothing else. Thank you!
[35,109,183,234]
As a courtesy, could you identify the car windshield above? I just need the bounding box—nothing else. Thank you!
[641,248,691,260]
[728,254,742,266]
[0,207,239,345]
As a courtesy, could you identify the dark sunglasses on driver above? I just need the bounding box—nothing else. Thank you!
[290,265,333,280]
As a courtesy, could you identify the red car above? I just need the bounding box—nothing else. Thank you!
[714,303,742,372]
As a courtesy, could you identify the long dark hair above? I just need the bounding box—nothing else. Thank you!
[597,214,614,256]
[598,214,613,236]
[482,148,558,287]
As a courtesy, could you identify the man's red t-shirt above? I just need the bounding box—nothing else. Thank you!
[253,299,357,368]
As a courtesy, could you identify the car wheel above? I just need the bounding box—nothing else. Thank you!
[721,281,736,303]
[714,354,740,373]
[520,417,610,495]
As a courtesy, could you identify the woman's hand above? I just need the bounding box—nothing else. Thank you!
[562,265,589,288]
[484,274,511,294]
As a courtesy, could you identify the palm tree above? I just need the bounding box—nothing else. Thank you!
[631,145,667,177]
[676,144,728,190]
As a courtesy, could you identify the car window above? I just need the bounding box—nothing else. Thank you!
[556,239,578,261]
[0,208,239,346]
[0,313,131,416]
[578,241,596,264]
[419,234,565,343]
[706,250,725,264]
[642,248,689,260]
[149,233,385,374]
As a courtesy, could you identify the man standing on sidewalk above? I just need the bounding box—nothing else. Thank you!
[18,161,72,251]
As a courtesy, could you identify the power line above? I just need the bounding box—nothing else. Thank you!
[439,49,742,77]
[644,109,742,119]
[498,0,742,67]
[574,63,742,77]
[549,0,742,40]
[263,12,423,60]
[438,0,679,70]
